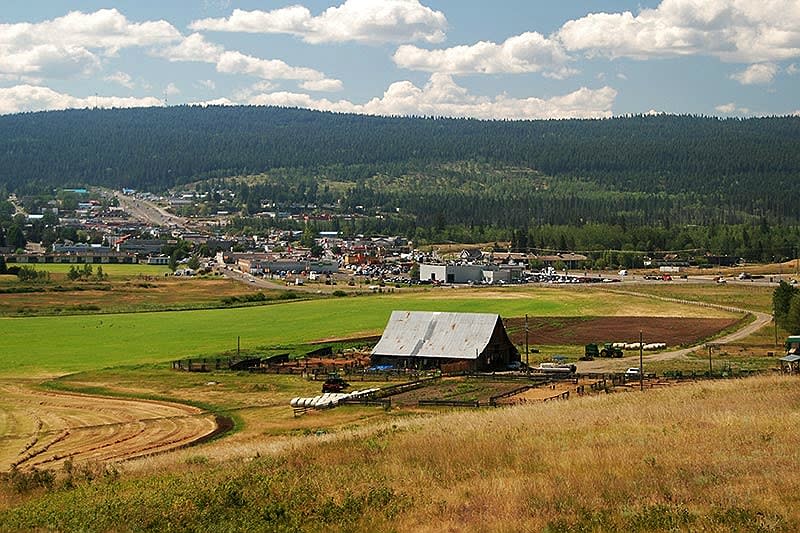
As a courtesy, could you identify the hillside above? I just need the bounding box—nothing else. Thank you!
[3,107,800,258]
[2,375,798,532]
[1,107,799,202]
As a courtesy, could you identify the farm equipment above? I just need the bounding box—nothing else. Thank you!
[322,373,350,393]
[583,343,623,360]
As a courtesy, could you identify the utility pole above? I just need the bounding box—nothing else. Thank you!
[775,318,778,347]
[237,335,240,357]
[708,344,713,376]
[525,314,529,367]
[639,330,644,392]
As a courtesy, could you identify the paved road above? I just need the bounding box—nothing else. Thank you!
[575,290,773,373]
[113,191,188,229]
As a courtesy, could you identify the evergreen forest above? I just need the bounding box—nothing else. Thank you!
[1,106,800,259]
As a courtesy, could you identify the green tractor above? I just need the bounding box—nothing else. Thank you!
[582,343,623,360]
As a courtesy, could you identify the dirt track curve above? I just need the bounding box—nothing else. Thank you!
[576,289,773,373]
[0,384,218,471]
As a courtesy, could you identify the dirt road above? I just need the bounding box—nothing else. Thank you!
[0,383,218,471]
[575,292,773,373]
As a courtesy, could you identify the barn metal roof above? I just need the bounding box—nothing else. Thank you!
[371,311,502,360]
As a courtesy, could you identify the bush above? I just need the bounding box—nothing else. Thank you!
[16,266,49,283]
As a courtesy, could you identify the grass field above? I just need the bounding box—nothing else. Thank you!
[0,279,789,531]
[612,282,775,314]
[0,287,737,377]
[0,276,294,317]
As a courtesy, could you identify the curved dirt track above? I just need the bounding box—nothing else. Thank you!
[575,290,773,373]
[0,383,218,471]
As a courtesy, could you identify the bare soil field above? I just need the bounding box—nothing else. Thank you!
[506,316,741,346]
[0,383,218,471]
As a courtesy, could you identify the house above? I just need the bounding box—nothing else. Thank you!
[370,311,519,371]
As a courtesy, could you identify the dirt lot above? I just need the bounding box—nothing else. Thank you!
[505,316,741,346]
[0,383,218,471]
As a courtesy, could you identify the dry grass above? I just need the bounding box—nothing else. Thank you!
[3,375,799,531]
[0,277,273,316]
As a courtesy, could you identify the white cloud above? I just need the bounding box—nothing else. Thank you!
[247,74,616,119]
[190,0,447,44]
[0,9,181,78]
[189,97,236,107]
[156,34,339,87]
[394,32,571,76]
[787,63,799,75]
[165,83,180,96]
[730,63,779,84]
[216,50,334,84]
[0,84,162,115]
[715,102,750,114]
[557,0,800,63]
[157,33,224,63]
[0,44,100,79]
[300,78,344,92]
[104,71,135,88]
[197,79,216,90]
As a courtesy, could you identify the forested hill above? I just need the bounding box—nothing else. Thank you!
[1,106,800,197]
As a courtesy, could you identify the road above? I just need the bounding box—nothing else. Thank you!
[575,291,773,373]
[113,191,188,229]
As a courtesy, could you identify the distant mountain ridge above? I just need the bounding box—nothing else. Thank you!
[1,106,799,199]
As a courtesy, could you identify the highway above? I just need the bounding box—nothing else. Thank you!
[113,191,188,229]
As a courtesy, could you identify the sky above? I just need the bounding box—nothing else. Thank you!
[1,0,798,119]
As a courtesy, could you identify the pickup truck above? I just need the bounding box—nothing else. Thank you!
[625,367,641,377]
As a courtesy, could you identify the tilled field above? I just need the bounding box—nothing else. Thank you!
[0,383,217,471]
[505,316,740,346]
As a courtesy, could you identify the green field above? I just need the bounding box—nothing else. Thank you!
[0,287,726,377]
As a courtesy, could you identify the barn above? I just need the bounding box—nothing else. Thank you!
[370,311,520,371]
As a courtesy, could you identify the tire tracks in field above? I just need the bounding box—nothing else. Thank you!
[0,384,219,471]
[576,288,773,373]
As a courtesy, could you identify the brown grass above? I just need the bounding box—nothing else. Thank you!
[116,375,800,532]
[4,375,799,531]
[0,277,273,315]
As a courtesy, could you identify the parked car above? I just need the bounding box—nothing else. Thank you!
[625,367,641,377]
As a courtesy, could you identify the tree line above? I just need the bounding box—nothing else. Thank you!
[2,106,800,259]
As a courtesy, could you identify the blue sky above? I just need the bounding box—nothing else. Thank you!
[1,0,798,118]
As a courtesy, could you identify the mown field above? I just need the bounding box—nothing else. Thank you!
[2,375,798,532]
[0,286,737,377]
[0,266,288,316]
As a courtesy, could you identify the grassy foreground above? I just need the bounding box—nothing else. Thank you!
[1,375,798,532]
